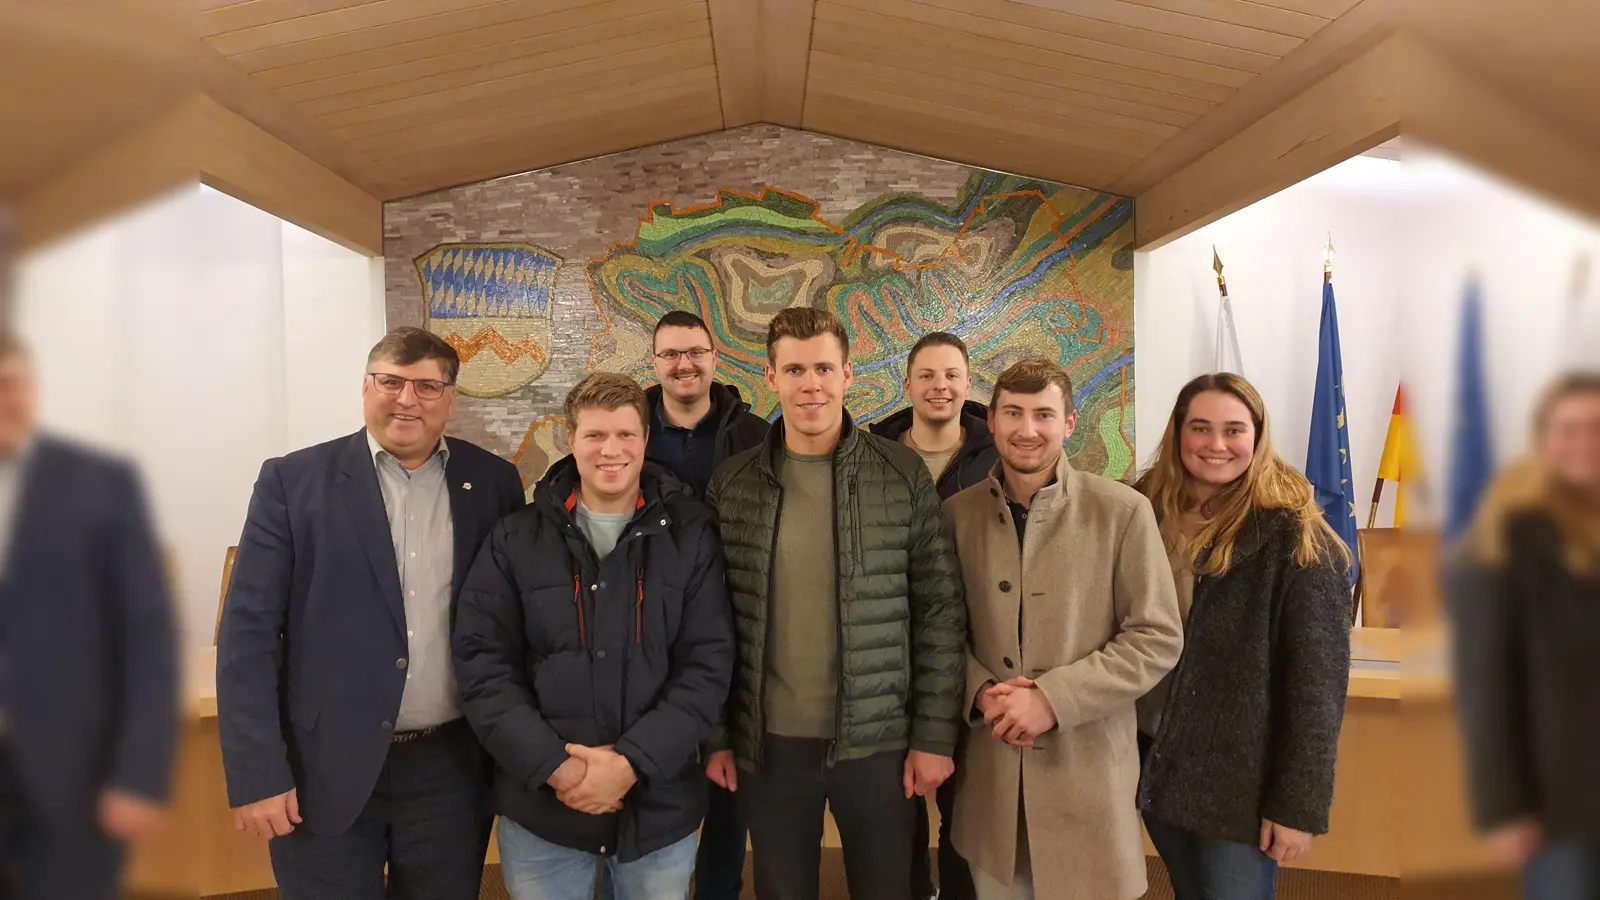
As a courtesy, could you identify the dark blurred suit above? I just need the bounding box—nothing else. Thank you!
[0,435,177,900]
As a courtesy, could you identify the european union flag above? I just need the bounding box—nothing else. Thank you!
[1307,280,1360,587]
[1446,279,1493,539]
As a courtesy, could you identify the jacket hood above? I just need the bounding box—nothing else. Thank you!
[869,399,993,445]
[532,453,695,516]
[644,381,753,428]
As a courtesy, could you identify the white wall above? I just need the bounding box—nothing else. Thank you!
[1135,155,1405,528]
[1135,149,1600,529]
[16,187,386,645]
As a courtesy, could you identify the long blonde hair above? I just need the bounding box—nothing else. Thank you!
[1463,372,1600,572]
[1133,373,1352,576]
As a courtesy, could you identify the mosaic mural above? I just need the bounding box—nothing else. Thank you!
[384,126,1135,488]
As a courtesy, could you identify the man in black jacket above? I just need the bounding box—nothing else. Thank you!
[454,372,735,900]
[870,331,997,507]
[644,310,766,900]
[869,331,994,900]
[645,310,769,498]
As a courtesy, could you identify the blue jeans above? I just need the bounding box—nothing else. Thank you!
[1523,839,1599,900]
[497,817,698,900]
[1144,814,1277,900]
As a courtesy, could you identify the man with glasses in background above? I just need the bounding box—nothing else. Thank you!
[645,311,766,900]
[218,327,525,900]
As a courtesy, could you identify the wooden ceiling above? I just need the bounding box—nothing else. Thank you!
[14,0,1597,254]
[189,0,1379,201]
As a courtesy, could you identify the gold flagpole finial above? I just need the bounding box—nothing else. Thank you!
[1212,246,1227,292]
[1324,234,1335,280]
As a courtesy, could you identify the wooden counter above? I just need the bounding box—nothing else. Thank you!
[131,628,1489,895]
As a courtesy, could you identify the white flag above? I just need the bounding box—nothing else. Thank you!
[1215,293,1244,374]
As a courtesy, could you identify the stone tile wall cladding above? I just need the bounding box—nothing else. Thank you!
[384,124,1136,490]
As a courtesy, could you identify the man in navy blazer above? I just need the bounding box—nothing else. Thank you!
[0,334,177,900]
[218,327,524,900]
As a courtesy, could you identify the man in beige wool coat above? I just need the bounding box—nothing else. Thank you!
[944,359,1183,900]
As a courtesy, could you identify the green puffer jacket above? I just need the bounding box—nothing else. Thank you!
[704,412,967,771]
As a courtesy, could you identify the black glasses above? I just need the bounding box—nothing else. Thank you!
[367,372,455,401]
[654,348,714,362]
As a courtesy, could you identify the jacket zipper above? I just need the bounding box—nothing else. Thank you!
[572,573,587,650]
[755,474,784,769]
[828,473,855,767]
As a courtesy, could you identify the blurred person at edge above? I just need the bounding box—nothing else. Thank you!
[1131,373,1352,900]
[216,327,524,900]
[1450,372,1600,900]
[0,333,177,900]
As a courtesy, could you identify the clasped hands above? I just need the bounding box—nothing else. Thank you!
[977,676,1057,747]
[547,744,637,815]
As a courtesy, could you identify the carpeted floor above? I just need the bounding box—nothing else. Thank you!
[201,851,1401,900]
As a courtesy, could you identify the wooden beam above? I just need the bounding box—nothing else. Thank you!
[195,42,405,200]
[707,0,761,127]
[1401,34,1600,227]
[196,96,384,256]
[1112,0,1394,196]
[1134,34,1401,249]
[17,96,201,251]
[761,0,815,127]
[708,0,814,128]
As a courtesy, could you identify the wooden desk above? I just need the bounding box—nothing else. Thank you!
[132,629,1490,895]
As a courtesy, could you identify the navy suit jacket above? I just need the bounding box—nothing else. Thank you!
[217,429,524,834]
[0,434,177,831]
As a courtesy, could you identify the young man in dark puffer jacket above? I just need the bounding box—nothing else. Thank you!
[454,373,735,900]
[703,307,967,900]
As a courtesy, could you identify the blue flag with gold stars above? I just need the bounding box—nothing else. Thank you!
[1307,279,1360,587]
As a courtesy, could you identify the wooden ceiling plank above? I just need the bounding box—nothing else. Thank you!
[824,0,1255,89]
[854,0,1278,76]
[1244,0,1359,17]
[317,34,711,128]
[803,95,1129,190]
[272,1,703,100]
[805,85,1145,167]
[391,102,724,197]
[1117,0,1330,40]
[1011,0,1304,55]
[202,0,398,38]
[706,0,761,127]
[355,74,721,157]
[808,52,1184,140]
[807,42,1197,130]
[207,0,521,57]
[1111,0,1392,195]
[812,2,1235,103]
[331,55,717,142]
[1134,34,1399,249]
[810,15,1212,119]
[380,95,719,177]
[226,0,685,75]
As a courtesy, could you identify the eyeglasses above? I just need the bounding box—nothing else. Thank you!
[367,372,455,401]
[654,348,714,362]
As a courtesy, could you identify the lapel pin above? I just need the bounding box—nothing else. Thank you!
[463,482,472,491]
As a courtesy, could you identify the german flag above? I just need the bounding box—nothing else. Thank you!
[1372,386,1416,527]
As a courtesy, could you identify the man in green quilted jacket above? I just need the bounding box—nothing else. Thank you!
[703,307,967,900]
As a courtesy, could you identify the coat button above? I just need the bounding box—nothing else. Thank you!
[1004,657,1015,669]
[999,581,1012,592]
[380,720,393,731]
[396,658,408,670]
[596,650,607,659]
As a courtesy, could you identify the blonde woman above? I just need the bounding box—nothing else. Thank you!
[1451,372,1600,900]
[1131,373,1352,900]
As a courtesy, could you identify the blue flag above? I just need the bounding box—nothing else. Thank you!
[1446,279,1493,539]
[1307,280,1360,586]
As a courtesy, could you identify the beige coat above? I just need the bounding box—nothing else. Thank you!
[945,454,1183,900]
